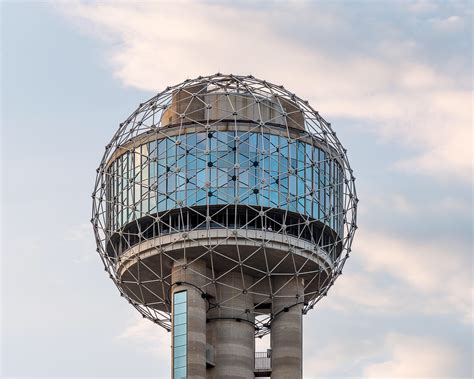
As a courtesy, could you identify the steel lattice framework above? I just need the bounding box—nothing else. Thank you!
[91,73,357,336]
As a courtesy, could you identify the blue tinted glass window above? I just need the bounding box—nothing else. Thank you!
[112,131,343,234]
[174,367,186,379]
[173,290,187,378]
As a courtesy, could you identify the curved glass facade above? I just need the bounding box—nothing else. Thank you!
[107,131,344,235]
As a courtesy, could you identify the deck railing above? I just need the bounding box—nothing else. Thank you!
[255,350,272,371]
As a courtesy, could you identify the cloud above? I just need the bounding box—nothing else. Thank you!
[405,0,439,14]
[360,193,416,215]
[64,222,96,263]
[362,333,463,378]
[430,15,465,31]
[118,316,171,362]
[303,331,467,378]
[359,191,471,221]
[57,2,472,182]
[304,335,380,378]
[327,229,473,324]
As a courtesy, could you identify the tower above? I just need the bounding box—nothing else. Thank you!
[92,74,357,378]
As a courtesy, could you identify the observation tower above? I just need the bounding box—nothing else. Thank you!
[92,74,357,379]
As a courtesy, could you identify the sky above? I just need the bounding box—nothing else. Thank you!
[1,1,472,378]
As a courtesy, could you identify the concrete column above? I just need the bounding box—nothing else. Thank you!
[171,259,207,379]
[206,272,254,379]
[271,276,304,379]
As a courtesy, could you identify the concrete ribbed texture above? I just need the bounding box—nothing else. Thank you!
[271,276,304,379]
[207,272,255,379]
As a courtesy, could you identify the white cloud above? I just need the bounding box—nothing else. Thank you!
[327,229,473,324]
[118,316,171,362]
[405,0,439,14]
[304,335,380,378]
[430,15,465,31]
[362,333,463,378]
[58,2,472,182]
[359,191,471,218]
[303,332,467,378]
[64,222,95,263]
[360,193,416,215]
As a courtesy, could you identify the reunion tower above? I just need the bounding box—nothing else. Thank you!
[92,74,357,379]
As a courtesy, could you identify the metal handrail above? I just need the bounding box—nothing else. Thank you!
[255,350,272,371]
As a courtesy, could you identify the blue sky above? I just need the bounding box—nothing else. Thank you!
[1,1,472,378]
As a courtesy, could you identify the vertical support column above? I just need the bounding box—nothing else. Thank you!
[271,276,304,379]
[207,272,254,379]
[171,259,207,379]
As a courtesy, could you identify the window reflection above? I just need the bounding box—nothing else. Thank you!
[108,131,344,236]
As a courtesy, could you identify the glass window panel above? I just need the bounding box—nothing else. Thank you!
[157,197,167,212]
[262,133,270,151]
[280,174,288,192]
[217,152,232,168]
[186,133,196,151]
[149,140,157,156]
[289,197,297,212]
[196,189,207,205]
[177,154,186,169]
[280,137,288,153]
[238,152,249,165]
[173,289,187,375]
[289,142,296,167]
[250,133,259,150]
[197,156,206,169]
[186,152,196,169]
[174,356,186,369]
[297,177,305,196]
[174,291,187,304]
[187,190,196,206]
[225,186,234,200]
[297,197,305,214]
[260,190,270,208]
[174,323,186,336]
[239,171,248,187]
[289,174,296,195]
[239,188,249,204]
[177,172,186,187]
[209,191,218,205]
[280,154,288,173]
[174,367,186,379]
[196,133,207,150]
[298,142,305,163]
[167,137,176,156]
[209,168,217,187]
[217,169,228,187]
[157,139,166,159]
[168,173,176,192]
[174,334,186,347]
[174,345,186,358]
[270,191,278,207]
[196,170,206,187]
[249,169,258,187]
[149,195,156,214]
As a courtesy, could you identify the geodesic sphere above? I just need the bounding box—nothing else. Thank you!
[92,73,357,335]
